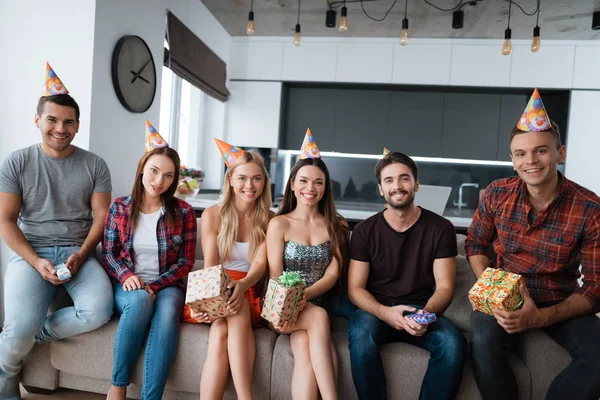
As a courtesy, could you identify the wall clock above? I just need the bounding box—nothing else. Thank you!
[111,35,157,113]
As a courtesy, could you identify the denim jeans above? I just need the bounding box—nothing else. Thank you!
[471,310,600,400]
[0,247,113,379]
[112,284,184,400]
[348,309,466,400]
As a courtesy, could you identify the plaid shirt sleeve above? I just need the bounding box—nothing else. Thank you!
[149,202,197,293]
[465,185,496,258]
[577,211,600,312]
[102,199,135,284]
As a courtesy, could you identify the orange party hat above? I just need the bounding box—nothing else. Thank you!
[516,88,552,132]
[214,138,245,168]
[299,128,321,159]
[383,147,391,157]
[145,120,169,152]
[43,62,69,96]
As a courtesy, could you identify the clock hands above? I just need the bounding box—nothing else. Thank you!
[130,71,151,84]
[130,58,152,84]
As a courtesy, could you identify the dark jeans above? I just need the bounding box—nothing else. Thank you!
[348,309,466,400]
[471,311,600,400]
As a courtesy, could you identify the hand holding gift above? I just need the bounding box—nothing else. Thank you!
[468,268,524,316]
[185,265,232,321]
[261,271,306,328]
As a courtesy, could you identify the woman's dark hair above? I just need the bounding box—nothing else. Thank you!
[278,158,350,284]
[128,147,181,230]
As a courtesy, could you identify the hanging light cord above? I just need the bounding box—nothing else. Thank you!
[404,0,407,19]
[359,0,398,22]
[250,0,254,12]
[297,0,301,24]
[507,0,512,28]
[505,0,539,17]
[535,0,540,27]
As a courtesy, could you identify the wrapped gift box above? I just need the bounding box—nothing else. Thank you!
[261,272,306,326]
[185,264,231,320]
[468,267,524,316]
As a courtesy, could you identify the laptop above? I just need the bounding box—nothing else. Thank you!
[414,185,452,216]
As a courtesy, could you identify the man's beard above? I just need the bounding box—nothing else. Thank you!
[385,190,415,210]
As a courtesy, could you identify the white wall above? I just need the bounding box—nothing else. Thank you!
[0,0,97,324]
[89,0,231,197]
[565,91,600,196]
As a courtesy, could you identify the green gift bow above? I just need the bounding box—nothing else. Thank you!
[277,271,305,287]
[481,270,524,315]
[266,272,306,322]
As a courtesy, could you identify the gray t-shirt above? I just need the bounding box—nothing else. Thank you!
[0,144,112,247]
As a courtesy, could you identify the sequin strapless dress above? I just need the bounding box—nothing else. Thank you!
[283,241,333,306]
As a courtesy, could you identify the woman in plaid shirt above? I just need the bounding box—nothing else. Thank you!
[102,125,197,400]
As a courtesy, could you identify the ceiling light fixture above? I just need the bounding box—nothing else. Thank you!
[326,6,337,28]
[339,1,348,32]
[502,1,512,55]
[294,0,302,47]
[400,0,409,46]
[452,9,464,29]
[246,0,255,35]
[531,0,541,52]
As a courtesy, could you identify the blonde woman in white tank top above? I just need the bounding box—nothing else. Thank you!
[182,145,272,400]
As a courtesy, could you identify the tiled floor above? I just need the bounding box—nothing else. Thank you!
[21,386,106,399]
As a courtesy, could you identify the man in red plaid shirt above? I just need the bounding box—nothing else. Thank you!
[465,89,600,400]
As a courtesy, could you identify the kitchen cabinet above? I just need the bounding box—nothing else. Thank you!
[441,93,501,160]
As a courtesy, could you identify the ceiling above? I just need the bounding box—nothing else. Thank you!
[200,0,600,40]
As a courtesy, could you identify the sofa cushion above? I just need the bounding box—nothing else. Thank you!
[444,254,477,332]
[50,317,278,400]
[270,329,531,399]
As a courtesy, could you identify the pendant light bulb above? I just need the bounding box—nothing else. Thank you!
[400,18,409,46]
[246,11,255,35]
[502,28,512,55]
[339,5,348,32]
[294,24,301,47]
[531,26,541,52]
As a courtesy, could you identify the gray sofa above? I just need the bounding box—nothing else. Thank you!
[19,221,572,399]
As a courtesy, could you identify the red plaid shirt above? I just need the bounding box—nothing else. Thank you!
[102,196,197,293]
[465,173,600,313]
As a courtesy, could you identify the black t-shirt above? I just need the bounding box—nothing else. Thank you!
[350,208,457,307]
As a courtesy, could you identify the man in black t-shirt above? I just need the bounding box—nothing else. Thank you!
[347,152,466,400]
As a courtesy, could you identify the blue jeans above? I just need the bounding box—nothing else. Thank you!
[471,310,600,400]
[112,284,184,400]
[348,309,466,400]
[0,247,113,379]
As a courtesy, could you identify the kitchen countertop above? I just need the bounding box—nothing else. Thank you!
[184,194,474,229]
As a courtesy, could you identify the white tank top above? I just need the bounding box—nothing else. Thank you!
[220,242,251,272]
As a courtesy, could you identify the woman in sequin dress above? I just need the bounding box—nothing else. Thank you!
[266,133,349,400]
[182,145,272,400]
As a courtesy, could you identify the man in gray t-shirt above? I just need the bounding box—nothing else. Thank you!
[0,68,114,397]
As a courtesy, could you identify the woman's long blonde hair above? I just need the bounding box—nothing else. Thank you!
[218,151,272,262]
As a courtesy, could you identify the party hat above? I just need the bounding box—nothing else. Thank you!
[516,88,552,132]
[145,120,169,153]
[214,138,245,168]
[383,147,391,157]
[43,62,69,96]
[299,128,321,160]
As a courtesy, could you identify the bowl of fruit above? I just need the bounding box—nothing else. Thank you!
[176,166,204,199]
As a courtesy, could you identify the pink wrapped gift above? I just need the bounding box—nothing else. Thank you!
[261,272,306,326]
[185,265,232,320]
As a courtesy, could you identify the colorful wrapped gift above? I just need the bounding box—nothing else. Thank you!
[185,265,232,320]
[468,268,524,316]
[261,272,306,326]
